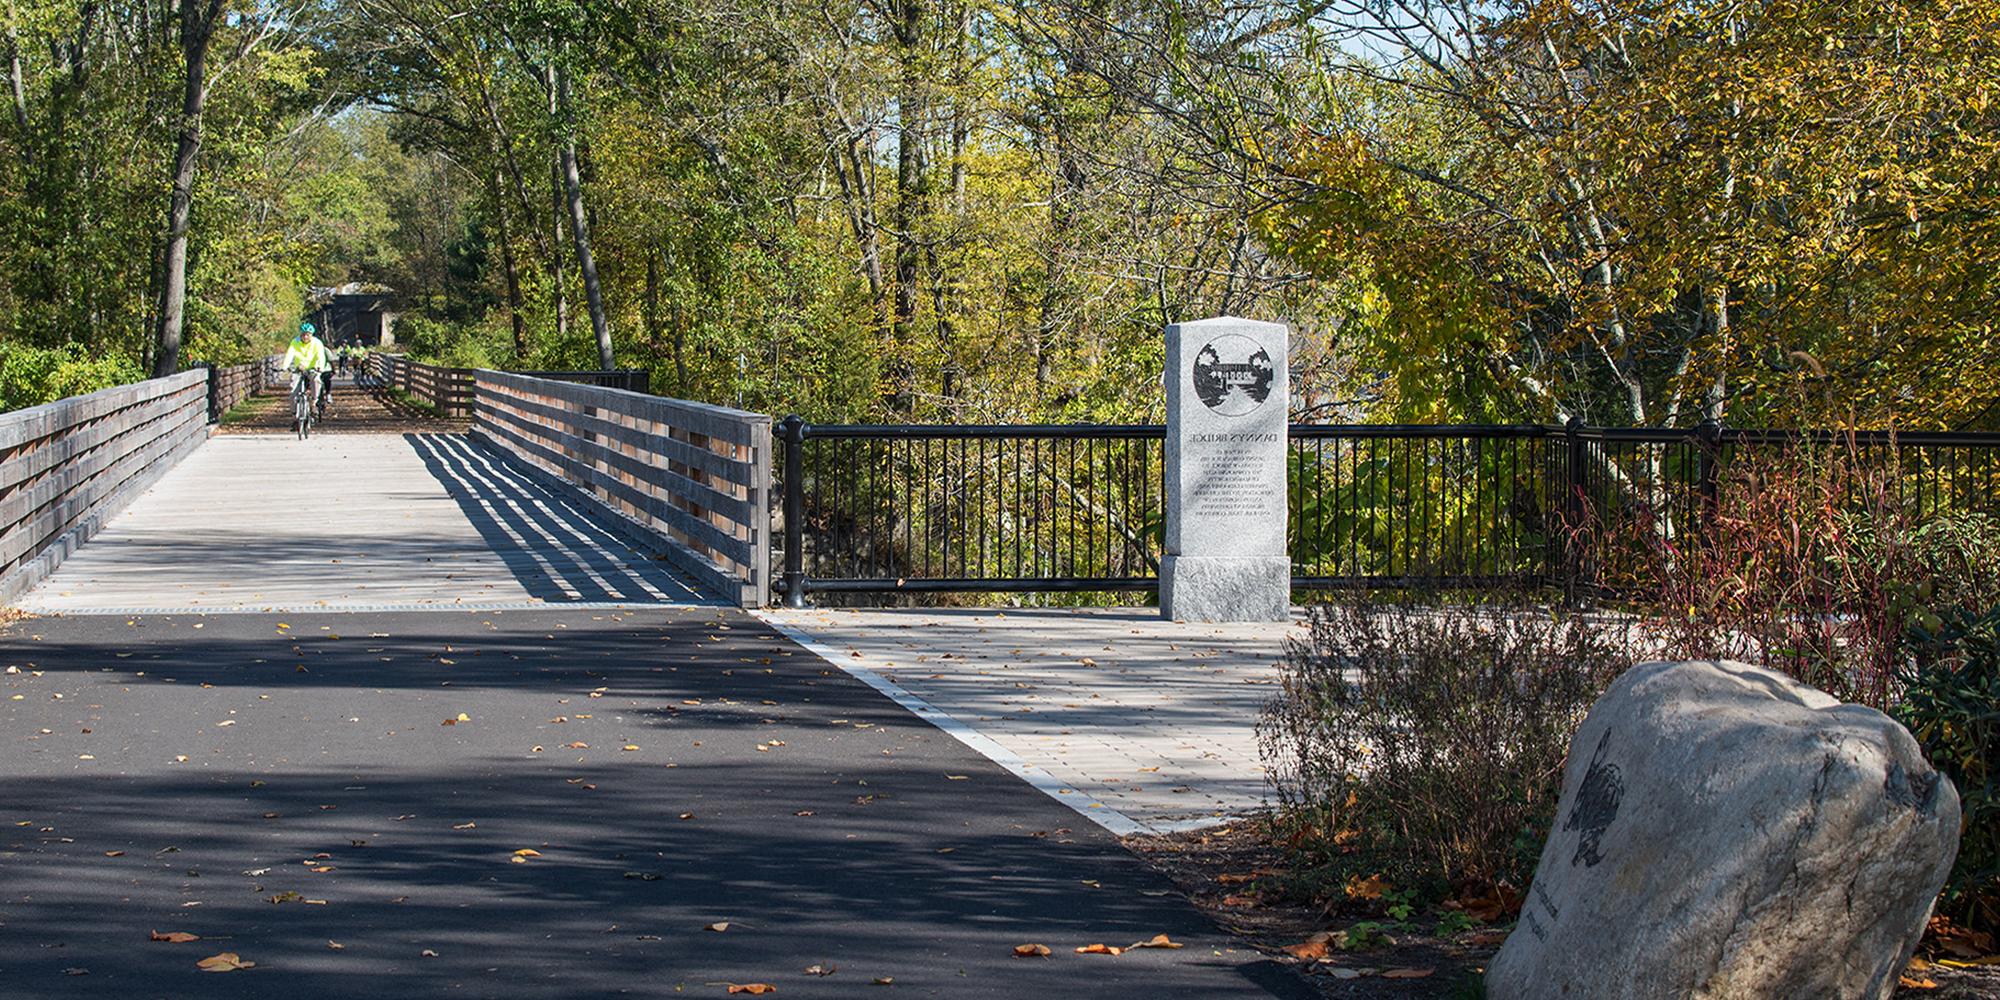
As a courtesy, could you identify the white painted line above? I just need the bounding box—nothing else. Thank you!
[757,611,1156,837]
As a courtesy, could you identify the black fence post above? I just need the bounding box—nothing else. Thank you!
[1562,415,1587,606]
[1696,417,1723,530]
[778,415,808,608]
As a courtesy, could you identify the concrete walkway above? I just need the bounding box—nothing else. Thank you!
[761,606,1303,834]
[14,433,709,614]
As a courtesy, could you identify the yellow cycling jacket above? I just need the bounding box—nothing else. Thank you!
[283,335,329,371]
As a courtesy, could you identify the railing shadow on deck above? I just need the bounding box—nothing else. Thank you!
[402,432,713,606]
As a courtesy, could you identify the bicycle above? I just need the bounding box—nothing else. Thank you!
[316,368,333,422]
[291,369,321,440]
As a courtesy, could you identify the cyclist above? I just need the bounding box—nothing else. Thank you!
[282,321,332,423]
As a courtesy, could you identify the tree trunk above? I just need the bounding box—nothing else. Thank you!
[556,65,612,370]
[487,168,528,359]
[151,0,221,378]
[1702,283,1730,422]
[551,164,569,340]
[889,0,927,410]
[546,67,569,343]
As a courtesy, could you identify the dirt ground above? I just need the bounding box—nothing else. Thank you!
[1123,819,2000,999]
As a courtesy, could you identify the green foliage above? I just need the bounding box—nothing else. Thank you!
[1263,2,2000,429]
[0,341,146,410]
[396,315,511,370]
[1900,607,2000,936]
[1433,909,1477,937]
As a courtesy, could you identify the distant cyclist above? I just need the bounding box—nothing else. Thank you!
[283,322,332,419]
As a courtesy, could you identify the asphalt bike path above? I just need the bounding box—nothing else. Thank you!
[0,607,1305,999]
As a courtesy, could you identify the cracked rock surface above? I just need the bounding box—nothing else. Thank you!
[1488,659,1960,1000]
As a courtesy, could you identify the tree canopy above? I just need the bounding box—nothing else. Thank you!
[0,0,1992,427]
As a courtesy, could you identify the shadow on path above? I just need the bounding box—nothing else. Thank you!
[403,433,708,606]
[0,608,1305,1000]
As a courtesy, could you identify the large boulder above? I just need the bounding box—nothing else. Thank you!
[1488,659,1960,1000]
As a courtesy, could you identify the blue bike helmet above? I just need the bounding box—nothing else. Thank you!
[299,321,317,336]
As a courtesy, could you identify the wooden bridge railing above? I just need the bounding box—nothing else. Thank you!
[0,370,210,605]
[473,371,771,608]
[205,358,272,420]
[369,354,651,416]
[371,353,475,416]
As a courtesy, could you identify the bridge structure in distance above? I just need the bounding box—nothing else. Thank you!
[0,357,772,615]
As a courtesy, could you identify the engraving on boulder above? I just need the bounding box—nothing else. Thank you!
[1563,729,1623,868]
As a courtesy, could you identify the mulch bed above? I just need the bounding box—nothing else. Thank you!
[1123,817,1999,999]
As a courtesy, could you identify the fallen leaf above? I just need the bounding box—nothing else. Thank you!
[1899,975,1939,990]
[622,745,640,752]
[441,718,457,726]
[1127,934,1183,950]
[150,930,200,943]
[421,949,438,957]
[452,822,476,830]
[706,922,730,932]
[872,977,894,985]
[1013,943,1051,957]
[1075,944,1124,955]
[1381,968,1434,979]
[196,952,254,972]
[104,851,125,857]
[1218,894,1258,908]
[1216,873,1258,885]
[514,849,542,857]
[456,713,470,721]
[1344,874,1390,900]
[327,941,344,950]
[1281,933,1334,960]
[803,964,835,976]
[1466,930,1508,948]
[726,985,776,995]
[1447,883,1523,922]
[566,741,589,749]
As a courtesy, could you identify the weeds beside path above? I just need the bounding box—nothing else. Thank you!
[1125,817,2000,999]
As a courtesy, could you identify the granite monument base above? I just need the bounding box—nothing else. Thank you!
[1160,555,1290,622]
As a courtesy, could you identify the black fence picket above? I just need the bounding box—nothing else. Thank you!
[772,418,2000,605]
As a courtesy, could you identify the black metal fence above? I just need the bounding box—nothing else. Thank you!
[773,417,2000,605]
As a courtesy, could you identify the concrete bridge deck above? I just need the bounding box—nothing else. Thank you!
[13,433,709,615]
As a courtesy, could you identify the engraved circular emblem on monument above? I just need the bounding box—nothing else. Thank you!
[1191,334,1275,416]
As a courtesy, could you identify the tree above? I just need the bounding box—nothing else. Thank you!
[153,0,290,377]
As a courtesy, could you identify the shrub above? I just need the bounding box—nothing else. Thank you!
[1258,592,1630,899]
[1899,606,2000,936]
[0,341,145,411]
[1605,441,2000,711]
